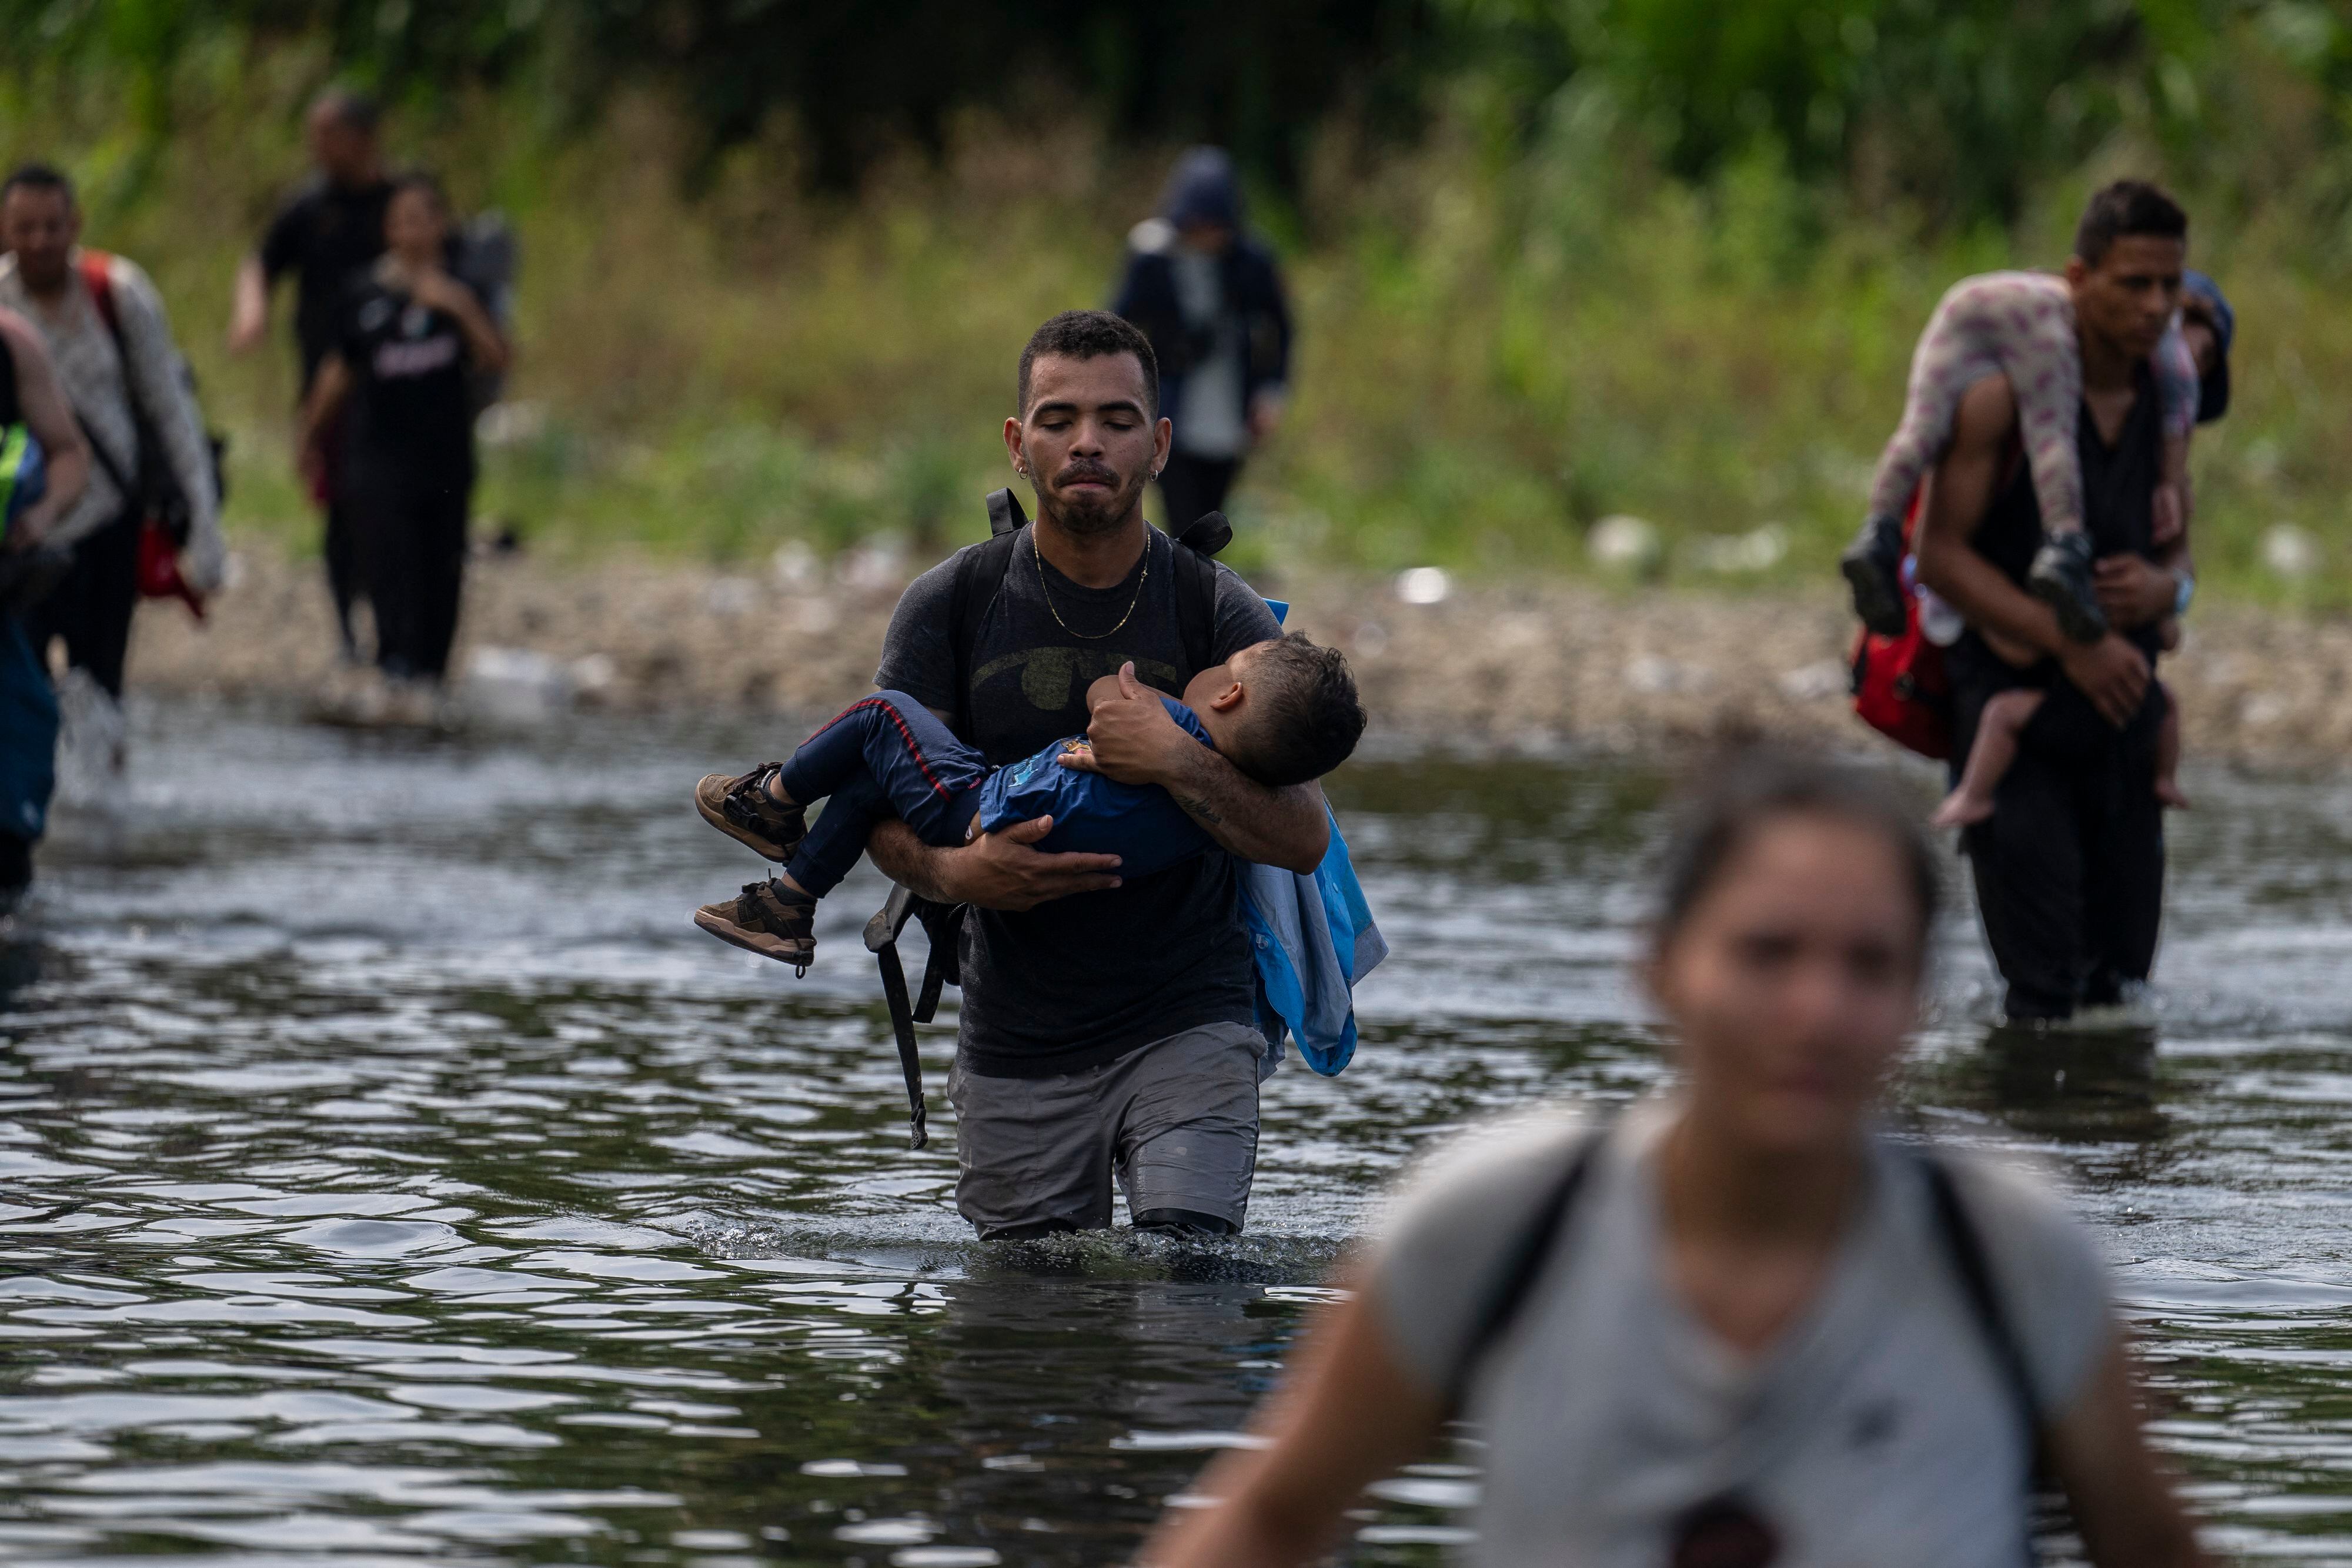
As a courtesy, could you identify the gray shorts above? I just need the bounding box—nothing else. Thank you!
[946,1021,1264,1239]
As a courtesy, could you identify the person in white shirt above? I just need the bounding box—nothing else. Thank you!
[0,162,225,704]
[1145,750,2206,1568]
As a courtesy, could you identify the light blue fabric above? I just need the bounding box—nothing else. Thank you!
[1241,807,1387,1076]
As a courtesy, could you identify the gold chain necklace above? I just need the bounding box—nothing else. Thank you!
[1034,530,1150,640]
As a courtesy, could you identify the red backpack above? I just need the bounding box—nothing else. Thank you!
[1849,489,1952,761]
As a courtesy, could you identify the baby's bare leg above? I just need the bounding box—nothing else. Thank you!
[2154,684,2189,810]
[1935,688,2046,830]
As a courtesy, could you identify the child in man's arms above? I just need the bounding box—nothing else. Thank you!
[690,631,1367,969]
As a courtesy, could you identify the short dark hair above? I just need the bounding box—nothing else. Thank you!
[1656,747,1940,960]
[1017,309,1159,417]
[388,169,450,216]
[2,163,74,209]
[1226,633,1367,788]
[2073,180,2187,268]
[315,87,383,135]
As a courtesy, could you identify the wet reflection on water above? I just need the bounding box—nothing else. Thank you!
[6,704,2352,1563]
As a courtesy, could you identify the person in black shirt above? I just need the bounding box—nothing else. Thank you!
[1915,183,2197,1022]
[298,173,507,688]
[867,310,1329,1239]
[229,89,392,658]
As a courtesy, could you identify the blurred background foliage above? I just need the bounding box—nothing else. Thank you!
[2,0,2350,600]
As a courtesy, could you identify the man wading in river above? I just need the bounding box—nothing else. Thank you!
[1914,183,2195,1022]
[863,310,1327,1239]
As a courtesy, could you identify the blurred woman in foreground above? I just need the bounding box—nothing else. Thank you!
[1144,751,2204,1567]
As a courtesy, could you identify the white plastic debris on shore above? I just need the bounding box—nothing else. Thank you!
[1587,514,1663,577]
[1690,524,1788,575]
[1396,566,1452,606]
[2262,523,2319,580]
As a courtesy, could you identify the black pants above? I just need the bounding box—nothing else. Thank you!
[353,476,469,681]
[24,509,141,700]
[325,497,363,658]
[1157,453,1240,533]
[1956,673,2166,1021]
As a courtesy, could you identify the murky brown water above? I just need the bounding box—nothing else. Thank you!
[8,704,2352,1563]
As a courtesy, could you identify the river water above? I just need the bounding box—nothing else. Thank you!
[6,702,2352,1565]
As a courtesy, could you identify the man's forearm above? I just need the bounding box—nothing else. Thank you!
[1917,532,2068,660]
[1163,748,1327,873]
[866,818,957,904]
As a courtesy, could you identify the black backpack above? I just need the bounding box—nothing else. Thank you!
[863,490,1235,1148]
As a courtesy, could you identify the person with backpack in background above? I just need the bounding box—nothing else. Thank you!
[1112,148,1292,533]
[0,306,90,912]
[298,173,507,715]
[229,87,391,662]
[1143,750,2207,1568]
[856,310,1328,1239]
[0,165,226,754]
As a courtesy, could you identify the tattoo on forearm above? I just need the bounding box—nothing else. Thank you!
[1174,794,1225,826]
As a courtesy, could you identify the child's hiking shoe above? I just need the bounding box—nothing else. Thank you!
[1840,513,1909,638]
[696,878,817,971]
[2027,531,2109,644]
[695,764,806,861]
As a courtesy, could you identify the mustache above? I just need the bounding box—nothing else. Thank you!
[1055,462,1120,487]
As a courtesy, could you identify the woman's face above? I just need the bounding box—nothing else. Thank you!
[385,188,447,264]
[1648,814,1925,1156]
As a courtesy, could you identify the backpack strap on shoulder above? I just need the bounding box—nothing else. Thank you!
[985,486,1028,539]
[1917,1149,2049,1567]
[949,494,1027,741]
[1917,1151,2040,1436]
[1445,1121,1610,1410]
[78,251,118,335]
[1166,512,1231,682]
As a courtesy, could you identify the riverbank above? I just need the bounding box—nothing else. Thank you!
[122,544,2352,765]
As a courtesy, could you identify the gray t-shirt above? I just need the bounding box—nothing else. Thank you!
[1372,1099,2114,1568]
[875,523,1281,1076]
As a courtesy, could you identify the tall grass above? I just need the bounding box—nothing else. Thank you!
[6,30,2351,605]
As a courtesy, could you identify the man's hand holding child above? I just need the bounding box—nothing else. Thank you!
[1064,663,1195,787]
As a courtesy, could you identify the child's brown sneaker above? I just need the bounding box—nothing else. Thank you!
[694,764,806,861]
[695,878,817,971]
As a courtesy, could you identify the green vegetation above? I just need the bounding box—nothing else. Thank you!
[3,4,2350,602]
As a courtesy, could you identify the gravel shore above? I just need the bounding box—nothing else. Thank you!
[122,544,2352,765]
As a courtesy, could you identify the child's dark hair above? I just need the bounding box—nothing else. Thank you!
[389,169,451,217]
[1656,747,1940,957]
[1227,632,1367,788]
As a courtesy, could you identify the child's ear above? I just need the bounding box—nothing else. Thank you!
[1209,678,1246,713]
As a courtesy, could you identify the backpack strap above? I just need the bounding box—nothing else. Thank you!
[1444,1121,1610,1409]
[948,503,1025,743]
[78,250,119,336]
[1917,1150,2047,1567]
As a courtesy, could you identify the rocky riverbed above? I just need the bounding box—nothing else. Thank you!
[121,543,2352,764]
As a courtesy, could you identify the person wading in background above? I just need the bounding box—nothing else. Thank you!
[0,164,226,745]
[0,307,89,911]
[1112,148,1292,533]
[1912,183,2192,1024]
[229,88,391,661]
[298,174,506,717]
[1145,751,2207,1568]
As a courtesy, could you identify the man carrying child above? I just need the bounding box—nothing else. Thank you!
[699,311,1342,1240]
[1913,183,2199,1022]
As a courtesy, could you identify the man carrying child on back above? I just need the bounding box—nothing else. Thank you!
[700,311,1341,1241]
[1912,182,2198,1023]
